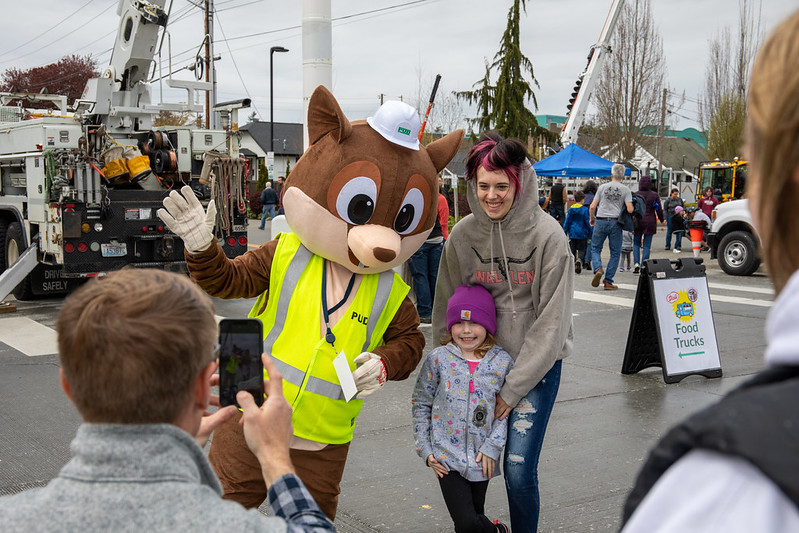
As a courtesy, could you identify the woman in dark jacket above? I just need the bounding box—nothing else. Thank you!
[632,176,664,273]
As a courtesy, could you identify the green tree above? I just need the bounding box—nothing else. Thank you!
[455,0,547,141]
[706,92,746,160]
[700,0,762,159]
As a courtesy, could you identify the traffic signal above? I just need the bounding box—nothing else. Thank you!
[566,78,583,112]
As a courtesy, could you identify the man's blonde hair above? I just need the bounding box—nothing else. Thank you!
[748,10,799,292]
[57,269,218,423]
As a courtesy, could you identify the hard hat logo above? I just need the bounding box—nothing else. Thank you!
[366,100,421,151]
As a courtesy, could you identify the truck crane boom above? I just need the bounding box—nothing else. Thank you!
[560,0,625,147]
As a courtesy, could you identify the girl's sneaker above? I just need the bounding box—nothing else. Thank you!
[493,519,510,533]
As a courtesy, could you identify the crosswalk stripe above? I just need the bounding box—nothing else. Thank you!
[575,283,772,309]
[708,281,773,295]
[0,317,58,357]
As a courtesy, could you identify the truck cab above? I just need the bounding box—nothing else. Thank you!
[707,199,761,276]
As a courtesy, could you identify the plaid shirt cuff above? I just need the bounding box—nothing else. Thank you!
[267,474,334,532]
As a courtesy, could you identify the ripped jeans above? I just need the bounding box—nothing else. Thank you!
[503,360,562,533]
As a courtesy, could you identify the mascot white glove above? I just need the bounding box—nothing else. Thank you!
[351,352,387,399]
[157,186,217,253]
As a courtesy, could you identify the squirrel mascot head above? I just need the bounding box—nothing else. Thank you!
[283,86,464,274]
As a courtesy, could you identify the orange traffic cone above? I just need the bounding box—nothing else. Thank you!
[690,227,704,258]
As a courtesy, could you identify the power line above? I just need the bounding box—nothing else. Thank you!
[213,6,263,120]
[0,0,96,60]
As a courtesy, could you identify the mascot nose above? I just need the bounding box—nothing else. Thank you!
[348,224,402,268]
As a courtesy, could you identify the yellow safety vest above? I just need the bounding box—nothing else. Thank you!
[249,232,409,443]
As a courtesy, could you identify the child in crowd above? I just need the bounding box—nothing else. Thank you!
[621,229,634,271]
[563,190,592,274]
[412,284,514,533]
[670,205,686,253]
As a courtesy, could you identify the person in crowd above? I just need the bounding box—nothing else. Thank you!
[582,180,598,207]
[581,180,598,271]
[258,182,280,230]
[663,188,685,251]
[670,205,686,253]
[621,12,799,530]
[413,284,514,533]
[408,175,450,323]
[631,176,664,274]
[589,163,634,290]
[563,190,592,274]
[433,131,573,533]
[276,176,286,215]
[686,207,712,251]
[543,178,567,225]
[621,229,634,271]
[0,269,334,532]
[698,186,719,218]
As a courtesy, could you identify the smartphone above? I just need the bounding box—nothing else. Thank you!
[218,318,264,408]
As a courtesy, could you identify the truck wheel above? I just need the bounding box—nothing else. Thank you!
[717,230,760,276]
[0,219,8,272]
[4,222,35,300]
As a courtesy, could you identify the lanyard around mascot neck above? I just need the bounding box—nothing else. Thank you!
[321,259,356,349]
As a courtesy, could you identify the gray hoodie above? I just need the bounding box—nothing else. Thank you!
[433,159,574,407]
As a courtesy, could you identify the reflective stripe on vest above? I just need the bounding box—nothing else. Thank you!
[249,232,408,443]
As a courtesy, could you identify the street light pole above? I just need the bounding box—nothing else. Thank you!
[270,46,289,166]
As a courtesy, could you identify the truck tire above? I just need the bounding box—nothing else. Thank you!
[4,221,35,300]
[717,230,760,276]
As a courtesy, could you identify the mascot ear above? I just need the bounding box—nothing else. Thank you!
[425,129,465,173]
[308,85,353,146]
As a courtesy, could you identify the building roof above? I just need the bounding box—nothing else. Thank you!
[240,121,304,155]
[637,135,707,173]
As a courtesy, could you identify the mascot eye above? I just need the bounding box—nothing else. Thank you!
[336,177,377,225]
[394,188,425,235]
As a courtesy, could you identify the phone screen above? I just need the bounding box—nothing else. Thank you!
[218,319,264,408]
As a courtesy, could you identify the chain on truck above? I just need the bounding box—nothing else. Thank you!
[0,0,251,301]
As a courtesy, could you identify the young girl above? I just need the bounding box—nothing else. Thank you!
[412,284,514,533]
[621,229,634,271]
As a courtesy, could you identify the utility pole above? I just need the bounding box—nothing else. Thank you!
[204,0,216,129]
[657,87,667,195]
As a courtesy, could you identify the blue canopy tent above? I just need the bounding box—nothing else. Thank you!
[534,143,630,177]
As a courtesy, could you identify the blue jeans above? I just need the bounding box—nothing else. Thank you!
[632,233,653,265]
[503,360,562,533]
[259,204,276,229]
[671,230,683,250]
[549,205,565,226]
[407,241,443,318]
[590,219,622,284]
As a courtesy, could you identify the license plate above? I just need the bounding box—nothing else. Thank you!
[101,243,128,257]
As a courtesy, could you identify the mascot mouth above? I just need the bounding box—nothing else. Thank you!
[348,249,367,269]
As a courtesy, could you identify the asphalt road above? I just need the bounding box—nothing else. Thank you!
[0,223,775,532]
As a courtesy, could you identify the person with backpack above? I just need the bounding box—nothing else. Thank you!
[589,164,634,290]
[631,176,665,273]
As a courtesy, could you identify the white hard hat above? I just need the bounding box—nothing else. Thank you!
[366,101,421,151]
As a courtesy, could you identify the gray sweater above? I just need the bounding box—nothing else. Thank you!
[433,160,574,407]
[0,424,333,532]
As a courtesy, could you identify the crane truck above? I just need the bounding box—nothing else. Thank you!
[0,0,250,302]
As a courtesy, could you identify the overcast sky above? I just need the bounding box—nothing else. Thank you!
[0,0,795,131]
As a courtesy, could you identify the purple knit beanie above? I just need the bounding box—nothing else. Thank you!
[446,284,497,335]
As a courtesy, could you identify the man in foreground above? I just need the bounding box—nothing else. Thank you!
[0,269,334,532]
[589,163,634,290]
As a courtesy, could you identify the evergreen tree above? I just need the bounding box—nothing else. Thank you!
[455,0,546,141]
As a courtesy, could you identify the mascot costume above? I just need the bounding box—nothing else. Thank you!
[158,86,463,519]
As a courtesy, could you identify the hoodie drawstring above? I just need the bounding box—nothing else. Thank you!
[494,219,517,322]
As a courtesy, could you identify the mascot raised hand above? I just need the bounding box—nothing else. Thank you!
[158,86,463,519]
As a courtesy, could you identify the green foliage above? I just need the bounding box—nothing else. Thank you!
[706,92,746,160]
[455,0,546,141]
[257,161,268,190]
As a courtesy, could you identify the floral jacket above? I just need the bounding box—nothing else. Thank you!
[412,344,513,481]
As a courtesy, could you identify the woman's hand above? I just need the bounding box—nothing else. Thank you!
[495,394,513,420]
[476,452,496,478]
[426,454,449,478]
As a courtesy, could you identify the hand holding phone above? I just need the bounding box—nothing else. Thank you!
[218,318,265,408]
